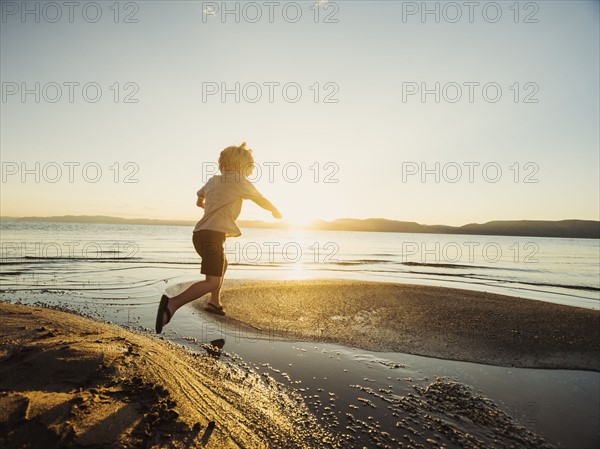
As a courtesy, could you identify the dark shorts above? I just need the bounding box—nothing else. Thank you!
[192,230,227,277]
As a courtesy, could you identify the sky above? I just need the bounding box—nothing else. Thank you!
[1,0,598,226]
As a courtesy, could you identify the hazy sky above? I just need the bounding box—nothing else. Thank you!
[1,0,598,225]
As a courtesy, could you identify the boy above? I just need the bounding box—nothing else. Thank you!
[155,142,282,333]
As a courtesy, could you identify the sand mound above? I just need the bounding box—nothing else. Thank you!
[194,279,600,370]
[0,303,337,449]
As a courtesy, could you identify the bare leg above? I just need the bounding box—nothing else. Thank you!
[208,259,228,308]
[162,275,221,325]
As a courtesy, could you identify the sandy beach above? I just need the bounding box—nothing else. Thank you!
[192,279,600,371]
[0,302,335,449]
[2,280,599,448]
[3,1,599,447]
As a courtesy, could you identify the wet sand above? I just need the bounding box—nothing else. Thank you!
[195,280,600,371]
[1,296,584,448]
[0,302,335,449]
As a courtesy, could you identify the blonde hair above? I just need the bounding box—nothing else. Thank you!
[218,142,254,177]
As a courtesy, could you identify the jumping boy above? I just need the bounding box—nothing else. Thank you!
[155,142,282,333]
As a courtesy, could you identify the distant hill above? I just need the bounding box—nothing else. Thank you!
[308,218,447,234]
[304,218,599,239]
[4,215,196,227]
[452,220,599,239]
[2,215,598,239]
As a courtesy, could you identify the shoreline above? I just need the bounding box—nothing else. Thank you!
[0,301,566,449]
[185,279,600,371]
[3,295,596,448]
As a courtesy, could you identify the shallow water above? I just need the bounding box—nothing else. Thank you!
[1,221,599,309]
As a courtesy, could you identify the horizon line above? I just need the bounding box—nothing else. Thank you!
[1,214,598,227]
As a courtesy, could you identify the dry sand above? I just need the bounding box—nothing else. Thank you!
[0,302,336,449]
[199,280,600,371]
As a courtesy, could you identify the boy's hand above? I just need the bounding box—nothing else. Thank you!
[272,209,283,219]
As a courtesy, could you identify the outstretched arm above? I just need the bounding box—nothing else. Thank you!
[242,180,282,218]
[252,196,282,219]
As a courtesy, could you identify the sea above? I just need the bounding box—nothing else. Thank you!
[0,221,598,309]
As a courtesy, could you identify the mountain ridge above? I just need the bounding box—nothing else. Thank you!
[2,215,598,239]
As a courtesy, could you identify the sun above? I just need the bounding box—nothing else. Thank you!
[270,183,327,229]
[281,210,315,229]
